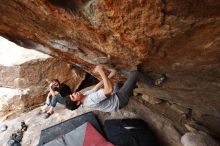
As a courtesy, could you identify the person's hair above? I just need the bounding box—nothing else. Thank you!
[65,95,80,110]
[52,79,60,85]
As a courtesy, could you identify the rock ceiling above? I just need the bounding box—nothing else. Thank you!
[0,0,220,140]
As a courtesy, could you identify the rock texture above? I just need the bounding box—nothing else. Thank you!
[0,0,220,145]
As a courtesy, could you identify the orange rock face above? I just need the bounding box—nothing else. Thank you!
[0,0,220,145]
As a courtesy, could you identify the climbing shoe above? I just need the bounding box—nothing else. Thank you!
[154,74,167,86]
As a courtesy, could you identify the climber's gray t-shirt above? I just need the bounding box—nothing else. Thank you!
[82,89,119,112]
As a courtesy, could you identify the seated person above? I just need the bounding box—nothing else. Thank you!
[66,65,166,112]
[39,79,76,118]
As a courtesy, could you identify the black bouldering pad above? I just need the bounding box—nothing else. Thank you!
[104,118,159,146]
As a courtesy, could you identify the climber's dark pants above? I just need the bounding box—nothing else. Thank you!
[115,71,154,109]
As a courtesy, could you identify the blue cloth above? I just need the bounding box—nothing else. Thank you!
[50,96,66,107]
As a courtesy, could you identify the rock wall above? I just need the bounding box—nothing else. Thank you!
[0,58,85,90]
[0,0,220,145]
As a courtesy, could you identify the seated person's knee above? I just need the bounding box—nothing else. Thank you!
[50,96,58,107]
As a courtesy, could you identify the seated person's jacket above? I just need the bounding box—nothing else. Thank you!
[54,83,71,97]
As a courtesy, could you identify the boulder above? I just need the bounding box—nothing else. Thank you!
[0,45,86,117]
[0,88,23,117]
[181,131,219,146]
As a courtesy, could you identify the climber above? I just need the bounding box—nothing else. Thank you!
[66,64,167,112]
[38,79,73,119]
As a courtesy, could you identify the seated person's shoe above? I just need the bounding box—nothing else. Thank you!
[43,112,53,119]
[154,74,167,86]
